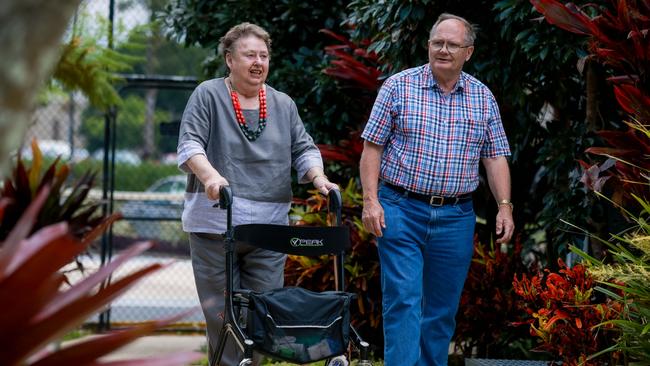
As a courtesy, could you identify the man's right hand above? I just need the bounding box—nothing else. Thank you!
[362,198,385,237]
[205,176,229,201]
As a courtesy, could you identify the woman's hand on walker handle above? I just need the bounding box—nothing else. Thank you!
[313,175,338,196]
[205,176,230,201]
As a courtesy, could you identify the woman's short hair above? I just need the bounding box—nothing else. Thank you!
[430,13,476,46]
[218,22,272,60]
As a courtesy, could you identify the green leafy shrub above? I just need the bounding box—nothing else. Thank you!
[71,159,180,192]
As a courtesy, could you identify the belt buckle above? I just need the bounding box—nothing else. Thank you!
[429,195,444,206]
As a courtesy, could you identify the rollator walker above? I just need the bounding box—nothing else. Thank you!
[214,186,372,366]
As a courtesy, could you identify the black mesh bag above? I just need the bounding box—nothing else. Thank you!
[247,287,353,364]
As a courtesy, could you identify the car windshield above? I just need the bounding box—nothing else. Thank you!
[147,176,186,193]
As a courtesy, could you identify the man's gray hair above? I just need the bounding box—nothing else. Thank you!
[429,13,476,46]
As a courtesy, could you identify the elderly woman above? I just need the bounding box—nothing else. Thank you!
[177,22,336,366]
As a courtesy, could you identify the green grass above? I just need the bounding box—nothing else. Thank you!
[61,328,92,342]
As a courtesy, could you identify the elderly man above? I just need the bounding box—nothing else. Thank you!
[360,13,514,366]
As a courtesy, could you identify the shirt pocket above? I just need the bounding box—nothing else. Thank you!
[452,118,485,145]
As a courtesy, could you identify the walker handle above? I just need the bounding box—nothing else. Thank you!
[219,185,233,232]
[219,185,233,209]
[327,188,342,227]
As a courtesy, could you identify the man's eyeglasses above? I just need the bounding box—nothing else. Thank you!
[429,40,472,54]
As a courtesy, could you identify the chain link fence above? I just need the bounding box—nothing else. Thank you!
[23,0,212,330]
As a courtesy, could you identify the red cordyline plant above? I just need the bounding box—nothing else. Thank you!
[530,0,650,206]
[316,29,382,167]
[320,29,382,93]
[513,259,623,365]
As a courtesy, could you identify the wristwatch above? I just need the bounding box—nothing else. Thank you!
[498,199,513,210]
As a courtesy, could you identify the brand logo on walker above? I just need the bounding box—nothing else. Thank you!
[290,237,324,247]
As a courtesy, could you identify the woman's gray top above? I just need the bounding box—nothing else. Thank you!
[177,78,323,233]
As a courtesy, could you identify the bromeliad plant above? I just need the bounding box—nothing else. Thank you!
[0,141,202,365]
[0,185,202,365]
[513,259,623,365]
[1,139,103,242]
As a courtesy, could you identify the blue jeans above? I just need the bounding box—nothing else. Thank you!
[378,184,475,366]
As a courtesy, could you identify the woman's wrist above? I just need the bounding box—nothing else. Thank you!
[205,175,225,192]
[312,174,327,182]
[312,174,328,187]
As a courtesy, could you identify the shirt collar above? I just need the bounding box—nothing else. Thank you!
[421,64,466,93]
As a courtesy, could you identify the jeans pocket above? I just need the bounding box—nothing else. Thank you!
[378,184,404,204]
[453,200,474,215]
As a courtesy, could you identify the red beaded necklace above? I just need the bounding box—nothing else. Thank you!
[228,80,267,141]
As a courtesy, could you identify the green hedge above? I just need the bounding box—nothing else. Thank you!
[70,159,181,191]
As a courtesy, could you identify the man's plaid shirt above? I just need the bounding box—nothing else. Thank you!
[361,64,511,197]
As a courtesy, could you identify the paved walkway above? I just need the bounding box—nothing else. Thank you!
[66,334,207,362]
[104,334,206,361]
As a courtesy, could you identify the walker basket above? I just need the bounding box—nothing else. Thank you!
[247,287,353,364]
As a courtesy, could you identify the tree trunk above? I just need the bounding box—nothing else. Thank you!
[143,87,158,159]
[0,0,82,176]
[142,22,160,160]
[585,57,600,132]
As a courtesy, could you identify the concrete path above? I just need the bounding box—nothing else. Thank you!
[100,334,206,361]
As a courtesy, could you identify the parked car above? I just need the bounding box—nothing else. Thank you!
[92,149,142,165]
[21,139,89,162]
[120,175,186,241]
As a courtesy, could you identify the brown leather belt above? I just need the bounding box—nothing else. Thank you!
[384,183,472,206]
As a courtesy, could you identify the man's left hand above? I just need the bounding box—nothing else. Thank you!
[495,206,514,243]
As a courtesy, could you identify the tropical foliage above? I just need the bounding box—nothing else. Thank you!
[0,180,201,365]
[570,194,650,362]
[530,0,650,208]
[51,36,135,110]
[526,0,650,362]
